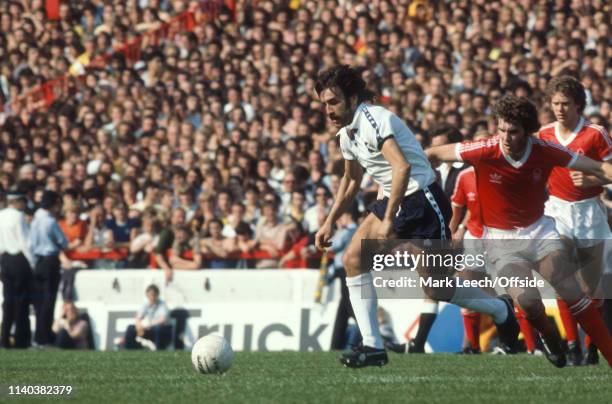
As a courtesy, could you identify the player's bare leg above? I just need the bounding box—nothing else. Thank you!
[339,214,388,368]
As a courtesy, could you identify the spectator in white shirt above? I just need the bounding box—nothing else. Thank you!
[122,285,172,350]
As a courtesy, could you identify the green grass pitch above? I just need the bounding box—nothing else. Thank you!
[1,351,610,403]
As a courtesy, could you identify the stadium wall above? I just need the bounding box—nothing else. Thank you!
[0,270,568,351]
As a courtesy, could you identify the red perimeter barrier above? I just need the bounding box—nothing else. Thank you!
[65,247,330,270]
[66,248,278,263]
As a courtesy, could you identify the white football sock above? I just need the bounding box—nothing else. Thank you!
[346,272,384,349]
[422,300,439,314]
[450,286,508,324]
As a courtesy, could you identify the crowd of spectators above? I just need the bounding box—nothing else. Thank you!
[0,0,610,279]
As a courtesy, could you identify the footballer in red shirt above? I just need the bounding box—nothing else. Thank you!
[540,76,612,365]
[449,165,488,353]
[427,94,612,368]
[450,166,484,240]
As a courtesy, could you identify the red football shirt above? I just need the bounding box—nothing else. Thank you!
[538,118,612,201]
[456,136,577,230]
[451,167,484,238]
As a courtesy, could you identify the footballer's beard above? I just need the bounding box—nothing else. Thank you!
[329,113,351,129]
[333,110,355,129]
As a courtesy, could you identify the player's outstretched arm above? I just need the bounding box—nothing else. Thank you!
[315,159,363,250]
[571,155,612,184]
[425,143,461,164]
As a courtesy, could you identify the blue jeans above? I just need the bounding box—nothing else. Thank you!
[125,324,172,350]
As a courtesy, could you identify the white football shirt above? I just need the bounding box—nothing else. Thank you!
[337,103,436,197]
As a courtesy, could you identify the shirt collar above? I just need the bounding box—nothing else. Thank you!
[336,103,365,137]
[500,136,533,169]
[554,116,585,147]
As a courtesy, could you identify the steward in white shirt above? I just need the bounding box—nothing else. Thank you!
[0,191,33,348]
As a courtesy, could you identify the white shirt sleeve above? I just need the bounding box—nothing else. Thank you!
[373,111,398,150]
[338,131,356,160]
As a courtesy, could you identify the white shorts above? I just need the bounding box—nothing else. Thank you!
[483,216,564,271]
[464,229,479,240]
[544,196,612,248]
[460,229,487,273]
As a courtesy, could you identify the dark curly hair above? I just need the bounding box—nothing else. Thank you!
[492,95,540,135]
[315,65,375,103]
[545,75,586,113]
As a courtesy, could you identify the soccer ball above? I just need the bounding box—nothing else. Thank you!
[191,335,234,374]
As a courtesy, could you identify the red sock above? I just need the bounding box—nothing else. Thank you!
[516,306,537,352]
[557,298,579,343]
[570,298,612,367]
[584,300,604,348]
[462,311,481,350]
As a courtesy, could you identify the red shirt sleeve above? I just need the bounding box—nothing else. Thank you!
[595,127,612,161]
[455,137,498,165]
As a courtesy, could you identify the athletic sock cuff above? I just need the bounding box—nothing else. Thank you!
[422,301,439,314]
[569,297,591,316]
[346,272,373,287]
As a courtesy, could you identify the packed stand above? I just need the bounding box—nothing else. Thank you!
[0,0,610,279]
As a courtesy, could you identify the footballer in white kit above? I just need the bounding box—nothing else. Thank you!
[314,65,518,368]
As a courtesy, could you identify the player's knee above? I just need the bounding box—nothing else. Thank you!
[342,250,360,275]
[516,294,544,319]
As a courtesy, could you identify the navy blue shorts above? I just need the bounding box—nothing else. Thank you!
[367,182,452,239]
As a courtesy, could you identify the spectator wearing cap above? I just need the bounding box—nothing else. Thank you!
[29,190,68,347]
[0,190,33,348]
